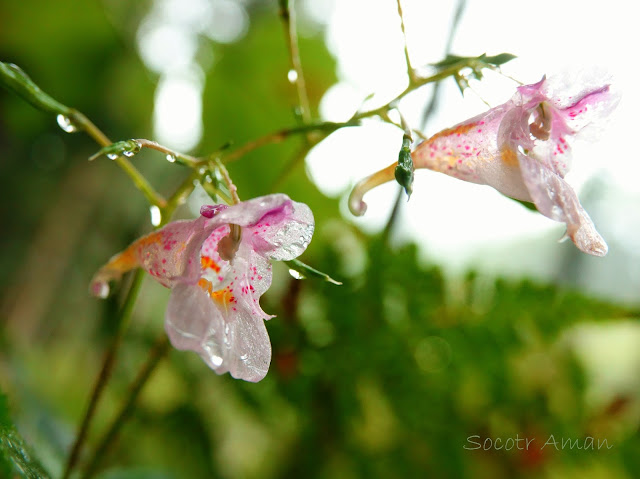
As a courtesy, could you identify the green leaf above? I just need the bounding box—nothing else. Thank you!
[394,134,414,198]
[430,53,517,94]
[0,394,52,479]
[510,197,539,212]
[483,53,517,66]
[285,259,342,285]
[0,61,71,116]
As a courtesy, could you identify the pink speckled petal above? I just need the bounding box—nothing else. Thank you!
[210,194,315,261]
[165,283,271,382]
[518,152,607,256]
[90,215,210,296]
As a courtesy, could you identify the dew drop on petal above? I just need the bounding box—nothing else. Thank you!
[240,353,248,362]
[92,282,110,299]
[166,154,176,163]
[56,114,78,133]
[223,324,231,347]
[149,205,162,226]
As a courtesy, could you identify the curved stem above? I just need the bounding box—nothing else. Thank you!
[80,336,171,479]
[69,111,167,208]
[62,269,145,479]
[396,0,417,85]
[135,139,199,168]
[279,0,311,124]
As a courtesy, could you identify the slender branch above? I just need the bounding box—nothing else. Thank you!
[62,269,145,479]
[420,0,467,129]
[62,109,166,208]
[63,170,197,478]
[217,121,356,164]
[279,0,311,124]
[80,336,171,479]
[395,0,418,85]
[214,159,240,204]
[135,139,199,168]
[382,186,405,244]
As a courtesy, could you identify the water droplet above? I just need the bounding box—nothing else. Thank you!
[149,205,162,226]
[166,154,176,163]
[106,153,118,160]
[92,281,110,299]
[198,167,206,174]
[205,175,213,183]
[240,354,249,362]
[56,114,78,133]
[210,354,223,367]
[123,150,135,158]
[287,69,298,83]
[288,268,304,280]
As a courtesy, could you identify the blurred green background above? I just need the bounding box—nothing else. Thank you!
[1,1,639,478]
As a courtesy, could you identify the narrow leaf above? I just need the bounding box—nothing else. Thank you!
[0,61,71,116]
[285,259,342,285]
[0,394,52,479]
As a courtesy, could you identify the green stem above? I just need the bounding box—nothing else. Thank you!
[135,139,199,168]
[215,121,355,164]
[279,0,311,124]
[395,0,418,85]
[61,269,145,479]
[80,336,171,479]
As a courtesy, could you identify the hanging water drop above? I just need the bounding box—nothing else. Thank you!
[287,69,298,83]
[106,153,118,160]
[123,150,135,158]
[149,205,162,226]
[288,268,305,280]
[166,154,176,163]
[56,114,78,133]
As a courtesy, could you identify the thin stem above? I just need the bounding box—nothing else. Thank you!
[214,159,240,204]
[161,170,201,224]
[69,111,167,208]
[217,121,354,164]
[279,0,311,124]
[135,139,199,168]
[382,186,405,244]
[395,0,417,85]
[80,336,171,479]
[420,0,467,129]
[64,170,197,478]
[62,269,145,479]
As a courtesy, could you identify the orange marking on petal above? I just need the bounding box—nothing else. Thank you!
[501,148,519,166]
[212,288,234,306]
[201,255,221,272]
[198,278,235,307]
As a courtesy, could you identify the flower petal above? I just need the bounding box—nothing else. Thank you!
[165,283,271,382]
[211,194,315,261]
[90,215,210,295]
[517,152,607,256]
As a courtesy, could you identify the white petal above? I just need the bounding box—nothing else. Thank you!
[165,283,271,382]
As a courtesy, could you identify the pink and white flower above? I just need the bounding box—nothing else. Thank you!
[91,194,314,382]
[349,71,620,256]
